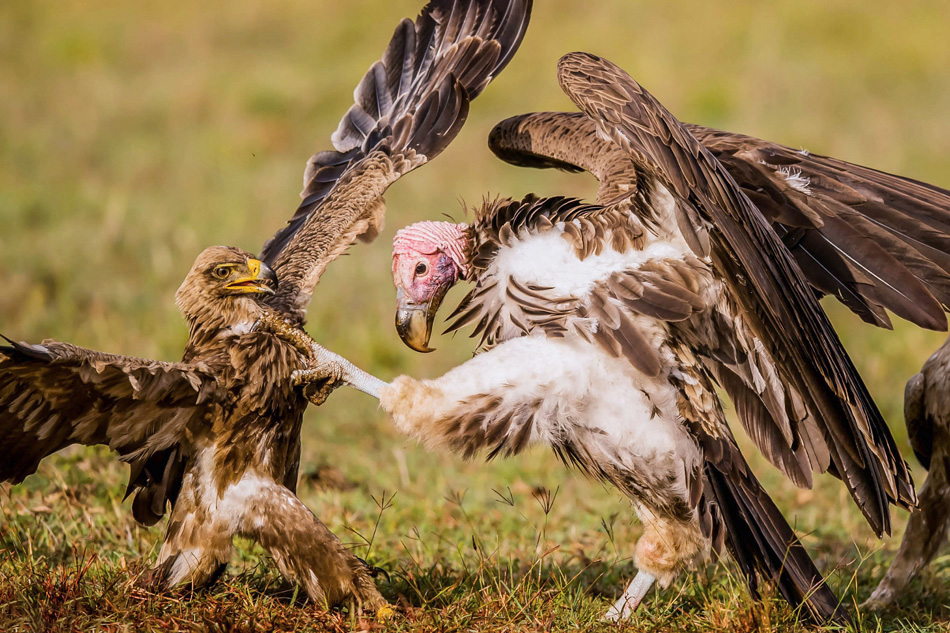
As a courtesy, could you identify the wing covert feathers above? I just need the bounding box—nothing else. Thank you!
[261,0,532,320]
[694,126,950,331]
[490,111,950,331]
[556,52,915,535]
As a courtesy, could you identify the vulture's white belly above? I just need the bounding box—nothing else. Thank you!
[430,334,701,500]
[388,223,710,509]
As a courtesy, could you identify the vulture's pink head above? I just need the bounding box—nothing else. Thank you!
[391,221,469,352]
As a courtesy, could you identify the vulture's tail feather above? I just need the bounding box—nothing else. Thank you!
[705,461,846,623]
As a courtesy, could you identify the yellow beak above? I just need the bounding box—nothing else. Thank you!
[226,258,278,294]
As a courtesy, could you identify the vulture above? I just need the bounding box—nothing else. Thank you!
[380,52,950,621]
[0,0,531,612]
[864,336,950,609]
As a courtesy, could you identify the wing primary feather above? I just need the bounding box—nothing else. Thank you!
[259,0,533,320]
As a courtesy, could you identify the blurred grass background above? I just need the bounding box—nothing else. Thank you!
[2,0,950,630]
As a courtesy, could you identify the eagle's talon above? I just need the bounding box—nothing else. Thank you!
[292,368,343,406]
[375,604,396,621]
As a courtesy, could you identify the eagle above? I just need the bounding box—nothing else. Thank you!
[864,335,950,609]
[378,52,950,620]
[0,0,531,612]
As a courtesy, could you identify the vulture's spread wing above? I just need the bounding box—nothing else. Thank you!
[0,338,219,486]
[555,52,914,536]
[260,0,532,320]
[489,111,950,330]
[693,127,950,330]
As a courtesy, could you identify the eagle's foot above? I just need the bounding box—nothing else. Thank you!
[292,368,341,406]
[255,312,316,357]
[295,346,388,399]
[257,311,390,400]
[604,570,656,621]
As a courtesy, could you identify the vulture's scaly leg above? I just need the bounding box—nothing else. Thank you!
[604,571,657,621]
[255,312,389,403]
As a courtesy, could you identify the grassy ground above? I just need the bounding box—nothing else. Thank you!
[2,0,950,630]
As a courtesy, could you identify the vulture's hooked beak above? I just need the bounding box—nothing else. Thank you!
[227,258,278,295]
[395,284,448,353]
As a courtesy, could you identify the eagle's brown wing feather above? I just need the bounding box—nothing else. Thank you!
[0,338,220,485]
[260,0,532,321]
[555,52,914,536]
[490,111,950,331]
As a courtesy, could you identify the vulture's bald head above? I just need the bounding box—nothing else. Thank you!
[176,246,278,326]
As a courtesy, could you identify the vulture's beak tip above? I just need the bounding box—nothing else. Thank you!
[395,286,440,353]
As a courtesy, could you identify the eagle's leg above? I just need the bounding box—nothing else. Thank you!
[151,464,387,614]
[152,483,235,592]
[239,478,388,614]
[255,312,388,402]
[863,444,950,609]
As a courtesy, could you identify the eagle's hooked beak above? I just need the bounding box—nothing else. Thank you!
[227,258,278,295]
[394,284,449,353]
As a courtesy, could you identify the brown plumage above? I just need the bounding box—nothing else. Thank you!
[491,52,938,532]
[864,336,950,609]
[1,0,531,612]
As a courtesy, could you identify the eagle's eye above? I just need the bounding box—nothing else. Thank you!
[212,265,231,280]
[414,262,428,277]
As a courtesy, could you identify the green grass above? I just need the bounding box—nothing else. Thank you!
[2,0,950,630]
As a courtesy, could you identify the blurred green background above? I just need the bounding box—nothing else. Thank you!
[2,0,950,627]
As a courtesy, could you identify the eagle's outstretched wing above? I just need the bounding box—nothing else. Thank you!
[489,111,950,331]
[260,0,532,321]
[0,338,220,521]
[555,52,915,536]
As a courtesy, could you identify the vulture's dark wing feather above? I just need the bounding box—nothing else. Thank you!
[556,52,914,536]
[702,449,844,622]
[489,112,950,330]
[693,127,950,330]
[260,0,532,321]
[0,338,219,486]
[674,365,844,622]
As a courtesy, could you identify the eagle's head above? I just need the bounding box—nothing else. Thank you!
[176,245,278,328]
[391,222,469,352]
